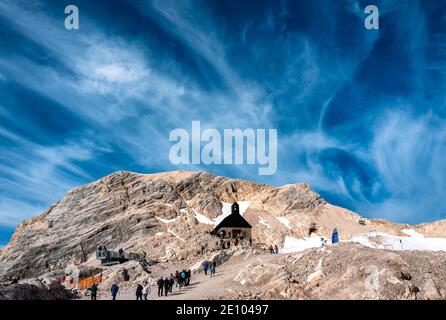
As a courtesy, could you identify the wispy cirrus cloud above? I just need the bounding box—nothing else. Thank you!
[0,0,274,233]
[0,127,101,227]
[1,0,446,248]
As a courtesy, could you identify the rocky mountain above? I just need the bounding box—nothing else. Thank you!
[1,170,445,300]
[228,242,446,300]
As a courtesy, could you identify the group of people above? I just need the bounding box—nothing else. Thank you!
[86,268,197,300]
[218,237,252,250]
[176,269,192,289]
[202,261,217,278]
[220,239,232,250]
[268,244,279,254]
[97,246,125,258]
[156,276,173,297]
[157,269,192,297]
[135,279,152,300]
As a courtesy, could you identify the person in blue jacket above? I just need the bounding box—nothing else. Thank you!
[202,261,209,275]
[111,283,119,300]
[210,261,216,278]
[332,228,339,244]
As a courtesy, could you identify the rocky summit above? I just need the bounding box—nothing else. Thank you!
[1,170,445,300]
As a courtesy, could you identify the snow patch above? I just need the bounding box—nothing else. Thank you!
[276,217,292,229]
[401,229,424,238]
[155,216,179,224]
[347,232,446,252]
[259,217,270,229]
[281,230,446,254]
[168,229,186,242]
[193,209,214,225]
[183,206,215,225]
[281,235,325,253]
[155,232,164,236]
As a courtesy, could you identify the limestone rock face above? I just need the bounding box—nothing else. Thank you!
[1,170,446,301]
[228,243,446,300]
[0,277,75,300]
[0,170,326,281]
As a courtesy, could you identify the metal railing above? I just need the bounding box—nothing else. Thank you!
[96,249,143,261]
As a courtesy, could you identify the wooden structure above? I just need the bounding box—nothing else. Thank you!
[213,202,252,239]
[64,267,103,289]
[74,274,102,289]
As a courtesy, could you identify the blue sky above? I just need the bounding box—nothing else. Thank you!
[1,0,446,245]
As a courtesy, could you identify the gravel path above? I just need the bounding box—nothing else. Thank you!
[111,253,272,300]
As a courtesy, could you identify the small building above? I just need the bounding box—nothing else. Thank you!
[213,202,252,239]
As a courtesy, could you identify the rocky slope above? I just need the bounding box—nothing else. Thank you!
[0,170,445,299]
[79,242,446,300]
[0,170,324,280]
[0,276,76,300]
[228,243,446,300]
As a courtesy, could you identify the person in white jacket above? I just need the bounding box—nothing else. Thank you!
[142,280,151,300]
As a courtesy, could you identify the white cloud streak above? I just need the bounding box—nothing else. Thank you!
[0,0,445,230]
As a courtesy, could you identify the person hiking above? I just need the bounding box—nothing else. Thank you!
[111,283,119,300]
[136,284,143,300]
[181,270,187,287]
[157,277,164,296]
[186,269,191,286]
[202,261,209,276]
[88,283,98,300]
[268,244,274,254]
[169,274,175,292]
[164,277,170,296]
[175,271,180,287]
[142,281,151,300]
[227,240,231,249]
[178,271,184,289]
[274,244,279,254]
[210,261,216,278]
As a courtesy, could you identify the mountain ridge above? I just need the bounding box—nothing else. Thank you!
[1,170,446,300]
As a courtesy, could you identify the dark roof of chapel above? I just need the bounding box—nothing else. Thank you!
[213,211,252,230]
